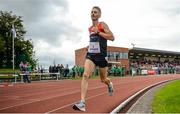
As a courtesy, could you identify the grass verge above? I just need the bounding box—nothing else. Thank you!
[152,80,180,113]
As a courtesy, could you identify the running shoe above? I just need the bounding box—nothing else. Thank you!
[73,100,86,111]
[108,82,114,96]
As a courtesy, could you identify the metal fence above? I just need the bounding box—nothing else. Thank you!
[0,72,63,83]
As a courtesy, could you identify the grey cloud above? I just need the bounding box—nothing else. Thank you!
[160,6,180,17]
[0,0,68,22]
[0,0,81,46]
[156,0,180,16]
[28,20,81,46]
[0,0,81,66]
[161,35,180,48]
[139,34,180,52]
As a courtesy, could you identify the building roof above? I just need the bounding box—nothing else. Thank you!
[129,47,180,55]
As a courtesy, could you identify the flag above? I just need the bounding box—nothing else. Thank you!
[11,24,17,38]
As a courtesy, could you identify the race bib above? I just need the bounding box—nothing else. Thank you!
[88,42,100,53]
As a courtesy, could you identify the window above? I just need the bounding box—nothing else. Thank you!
[115,52,119,61]
[122,52,128,59]
[119,52,123,59]
[107,51,128,60]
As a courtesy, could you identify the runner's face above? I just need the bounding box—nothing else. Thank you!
[91,8,100,21]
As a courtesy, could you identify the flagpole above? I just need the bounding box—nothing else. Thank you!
[12,23,15,70]
[12,17,18,70]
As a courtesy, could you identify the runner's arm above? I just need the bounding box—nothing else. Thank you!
[98,22,114,41]
[86,46,89,51]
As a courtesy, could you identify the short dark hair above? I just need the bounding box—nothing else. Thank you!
[93,6,101,14]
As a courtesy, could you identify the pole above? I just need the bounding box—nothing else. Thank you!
[12,17,18,70]
[12,23,15,70]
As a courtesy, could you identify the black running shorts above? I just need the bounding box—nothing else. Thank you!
[86,53,108,68]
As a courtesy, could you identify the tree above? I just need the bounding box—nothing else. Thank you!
[0,11,37,69]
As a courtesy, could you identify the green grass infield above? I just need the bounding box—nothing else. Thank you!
[152,80,180,113]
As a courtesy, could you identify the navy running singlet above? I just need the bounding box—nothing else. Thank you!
[87,22,107,57]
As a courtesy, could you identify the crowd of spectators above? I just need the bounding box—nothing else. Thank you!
[130,59,180,75]
[47,64,85,78]
[108,65,126,76]
[19,58,180,81]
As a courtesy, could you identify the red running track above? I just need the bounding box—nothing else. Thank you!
[0,74,179,113]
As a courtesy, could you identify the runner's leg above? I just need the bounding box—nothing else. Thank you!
[99,67,110,85]
[81,59,95,102]
[99,67,114,96]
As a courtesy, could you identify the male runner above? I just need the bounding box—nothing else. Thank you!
[73,6,115,111]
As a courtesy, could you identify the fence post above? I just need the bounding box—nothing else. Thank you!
[57,73,59,80]
[13,74,18,83]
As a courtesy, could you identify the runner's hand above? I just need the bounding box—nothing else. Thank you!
[92,26,99,33]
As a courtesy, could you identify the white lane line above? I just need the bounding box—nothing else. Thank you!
[1,77,176,112]
[0,86,80,102]
[47,77,180,113]
[0,85,5,87]
[45,91,107,113]
[0,84,110,111]
[0,84,13,87]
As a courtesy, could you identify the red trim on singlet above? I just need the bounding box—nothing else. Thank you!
[88,22,104,33]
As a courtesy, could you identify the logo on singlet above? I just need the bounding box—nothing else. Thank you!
[90,35,96,39]
[90,45,98,51]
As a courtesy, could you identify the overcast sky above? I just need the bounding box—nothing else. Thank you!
[1,0,180,68]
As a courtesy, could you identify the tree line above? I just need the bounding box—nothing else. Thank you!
[0,11,36,69]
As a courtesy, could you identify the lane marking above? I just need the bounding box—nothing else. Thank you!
[1,76,179,112]
[45,91,107,113]
[46,77,180,113]
[0,84,112,111]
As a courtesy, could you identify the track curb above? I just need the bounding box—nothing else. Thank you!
[110,78,179,114]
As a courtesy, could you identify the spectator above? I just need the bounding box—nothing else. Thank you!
[59,64,64,77]
[20,61,31,83]
[64,64,69,77]
[72,65,76,78]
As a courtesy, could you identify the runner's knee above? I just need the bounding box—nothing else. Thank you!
[101,78,110,84]
[101,78,106,83]
[83,72,90,78]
